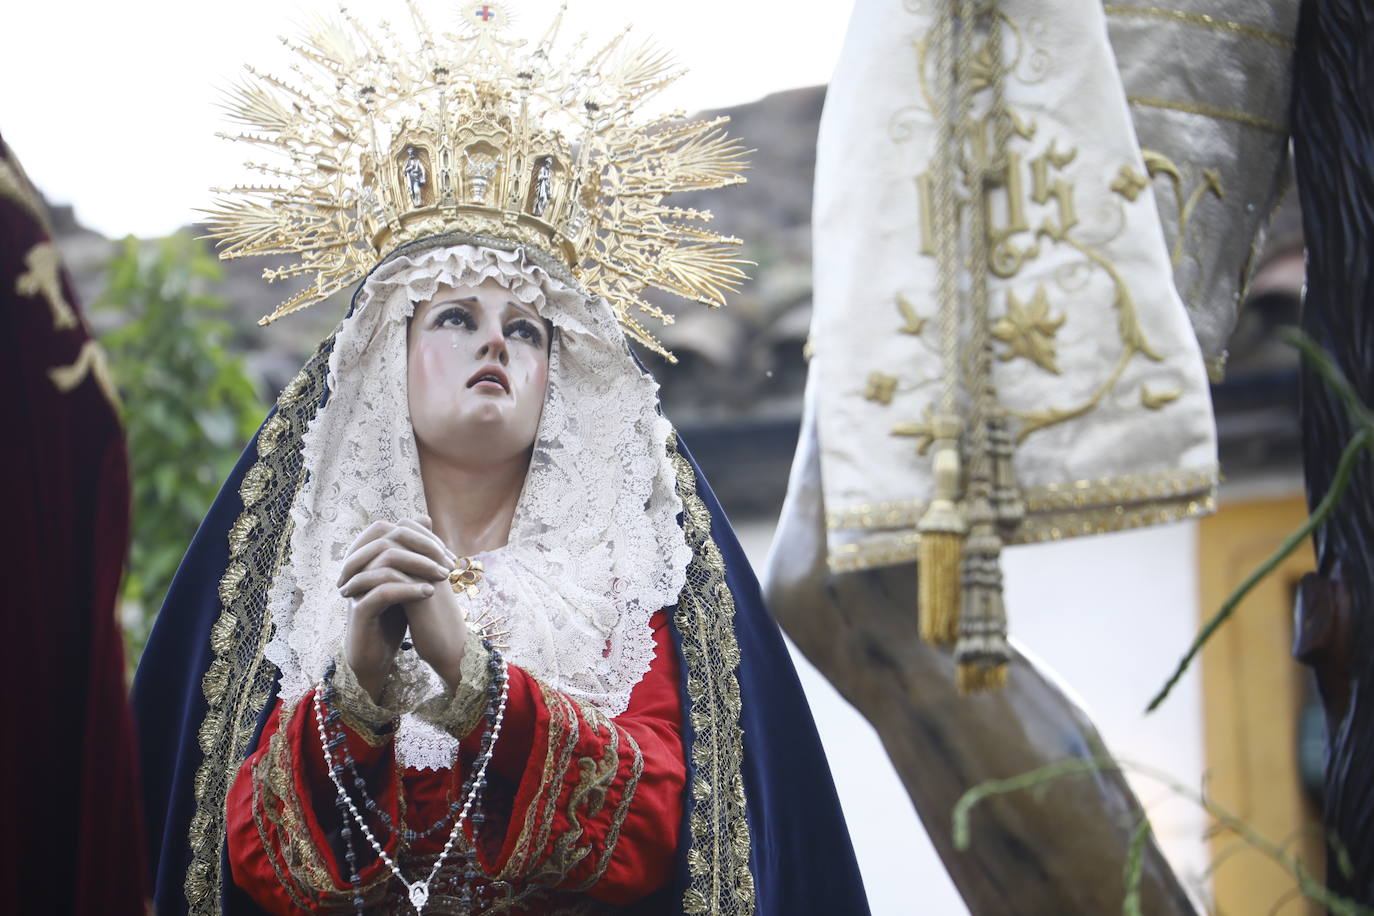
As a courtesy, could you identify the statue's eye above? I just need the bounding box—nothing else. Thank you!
[506,318,543,346]
[436,307,475,330]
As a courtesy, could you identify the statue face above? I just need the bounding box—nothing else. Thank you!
[407,277,551,470]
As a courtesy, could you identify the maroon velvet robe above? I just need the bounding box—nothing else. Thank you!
[0,134,148,915]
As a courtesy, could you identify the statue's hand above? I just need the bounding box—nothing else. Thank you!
[402,519,470,692]
[338,517,456,702]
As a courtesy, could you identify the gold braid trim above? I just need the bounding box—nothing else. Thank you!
[249,722,315,912]
[829,489,1216,572]
[827,464,1220,531]
[669,439,756,916]
[576,729,644,892]
[531,717,622,885]
[502,684,580,880]
[1102,5,1294,49]
[185,339,335,915]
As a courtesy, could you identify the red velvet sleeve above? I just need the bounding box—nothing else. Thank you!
[226,610,685,913]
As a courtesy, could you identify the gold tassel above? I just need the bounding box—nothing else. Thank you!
[917,421,965,646]
[919,529,963,645]
[955,497,1010,693]
[956,663,1008,693]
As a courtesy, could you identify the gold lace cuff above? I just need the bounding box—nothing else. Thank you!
[331,649,427,747]
[413,629,494,741]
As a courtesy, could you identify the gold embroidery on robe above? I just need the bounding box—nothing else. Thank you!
[669,441,755,916]
[17,242,78,330]
[47,339,120,407]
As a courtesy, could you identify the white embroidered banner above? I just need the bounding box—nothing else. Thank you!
[812,0,1219,573]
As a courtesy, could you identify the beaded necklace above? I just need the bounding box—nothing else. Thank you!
[314,640,509,913]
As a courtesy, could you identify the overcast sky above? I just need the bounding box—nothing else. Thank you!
[1,0,854,238]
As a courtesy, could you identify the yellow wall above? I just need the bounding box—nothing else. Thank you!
[1198,495,1323,915]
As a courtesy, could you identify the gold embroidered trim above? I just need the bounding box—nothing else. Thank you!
[829,491,1216,572]
[1126,95,1285,134]
[250,755,314,912]
[1103,5,1295,49]
[533,719,621,885]
[256,703,336,900]
[185,339,333,915]
[827,464,1219,531]
[252,698,394,910]
[669,440,755,916]
[576,729,644,892]
[502,684,581,881]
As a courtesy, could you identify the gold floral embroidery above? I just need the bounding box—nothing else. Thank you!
[1110,164,1149,201]
[863,372,899,405]
[891,405,937,456]
[503,685,580,880]
[1142,150,1226,270]
[255,704,334,897]
[238,464,274,508]
[910,96,1163,441]
[896,293,926,335]
[576,730,643,891]
[990,285,1065,374]
[250,753,314,913]
[1140,385,1183,410]
[251,699,394,911]
[533,720,621,884]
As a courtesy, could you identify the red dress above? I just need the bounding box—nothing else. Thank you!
[227,610,685,914]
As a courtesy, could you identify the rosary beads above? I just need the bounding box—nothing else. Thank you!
[313,640,509,913]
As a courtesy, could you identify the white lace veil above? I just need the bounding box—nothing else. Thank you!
[264,242,691,769]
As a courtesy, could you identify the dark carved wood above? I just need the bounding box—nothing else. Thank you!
[1291,0,1374,903]
[764,409,1197,915]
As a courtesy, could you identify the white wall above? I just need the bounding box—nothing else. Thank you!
[736,519,1207,915]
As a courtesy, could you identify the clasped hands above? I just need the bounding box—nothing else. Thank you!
[338,516,467,703]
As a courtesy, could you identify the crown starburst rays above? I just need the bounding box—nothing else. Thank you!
[201,1,748,358]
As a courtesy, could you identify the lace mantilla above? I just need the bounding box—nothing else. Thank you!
[265,244,690,769]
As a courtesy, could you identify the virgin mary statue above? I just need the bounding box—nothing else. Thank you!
[130,5,869,915]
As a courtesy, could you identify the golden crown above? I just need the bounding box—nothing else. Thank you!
[203,1,750,358]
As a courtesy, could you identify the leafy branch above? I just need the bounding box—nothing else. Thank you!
[1146,329,1373,712]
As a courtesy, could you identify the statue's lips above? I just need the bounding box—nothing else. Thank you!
[466,365,510,394]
